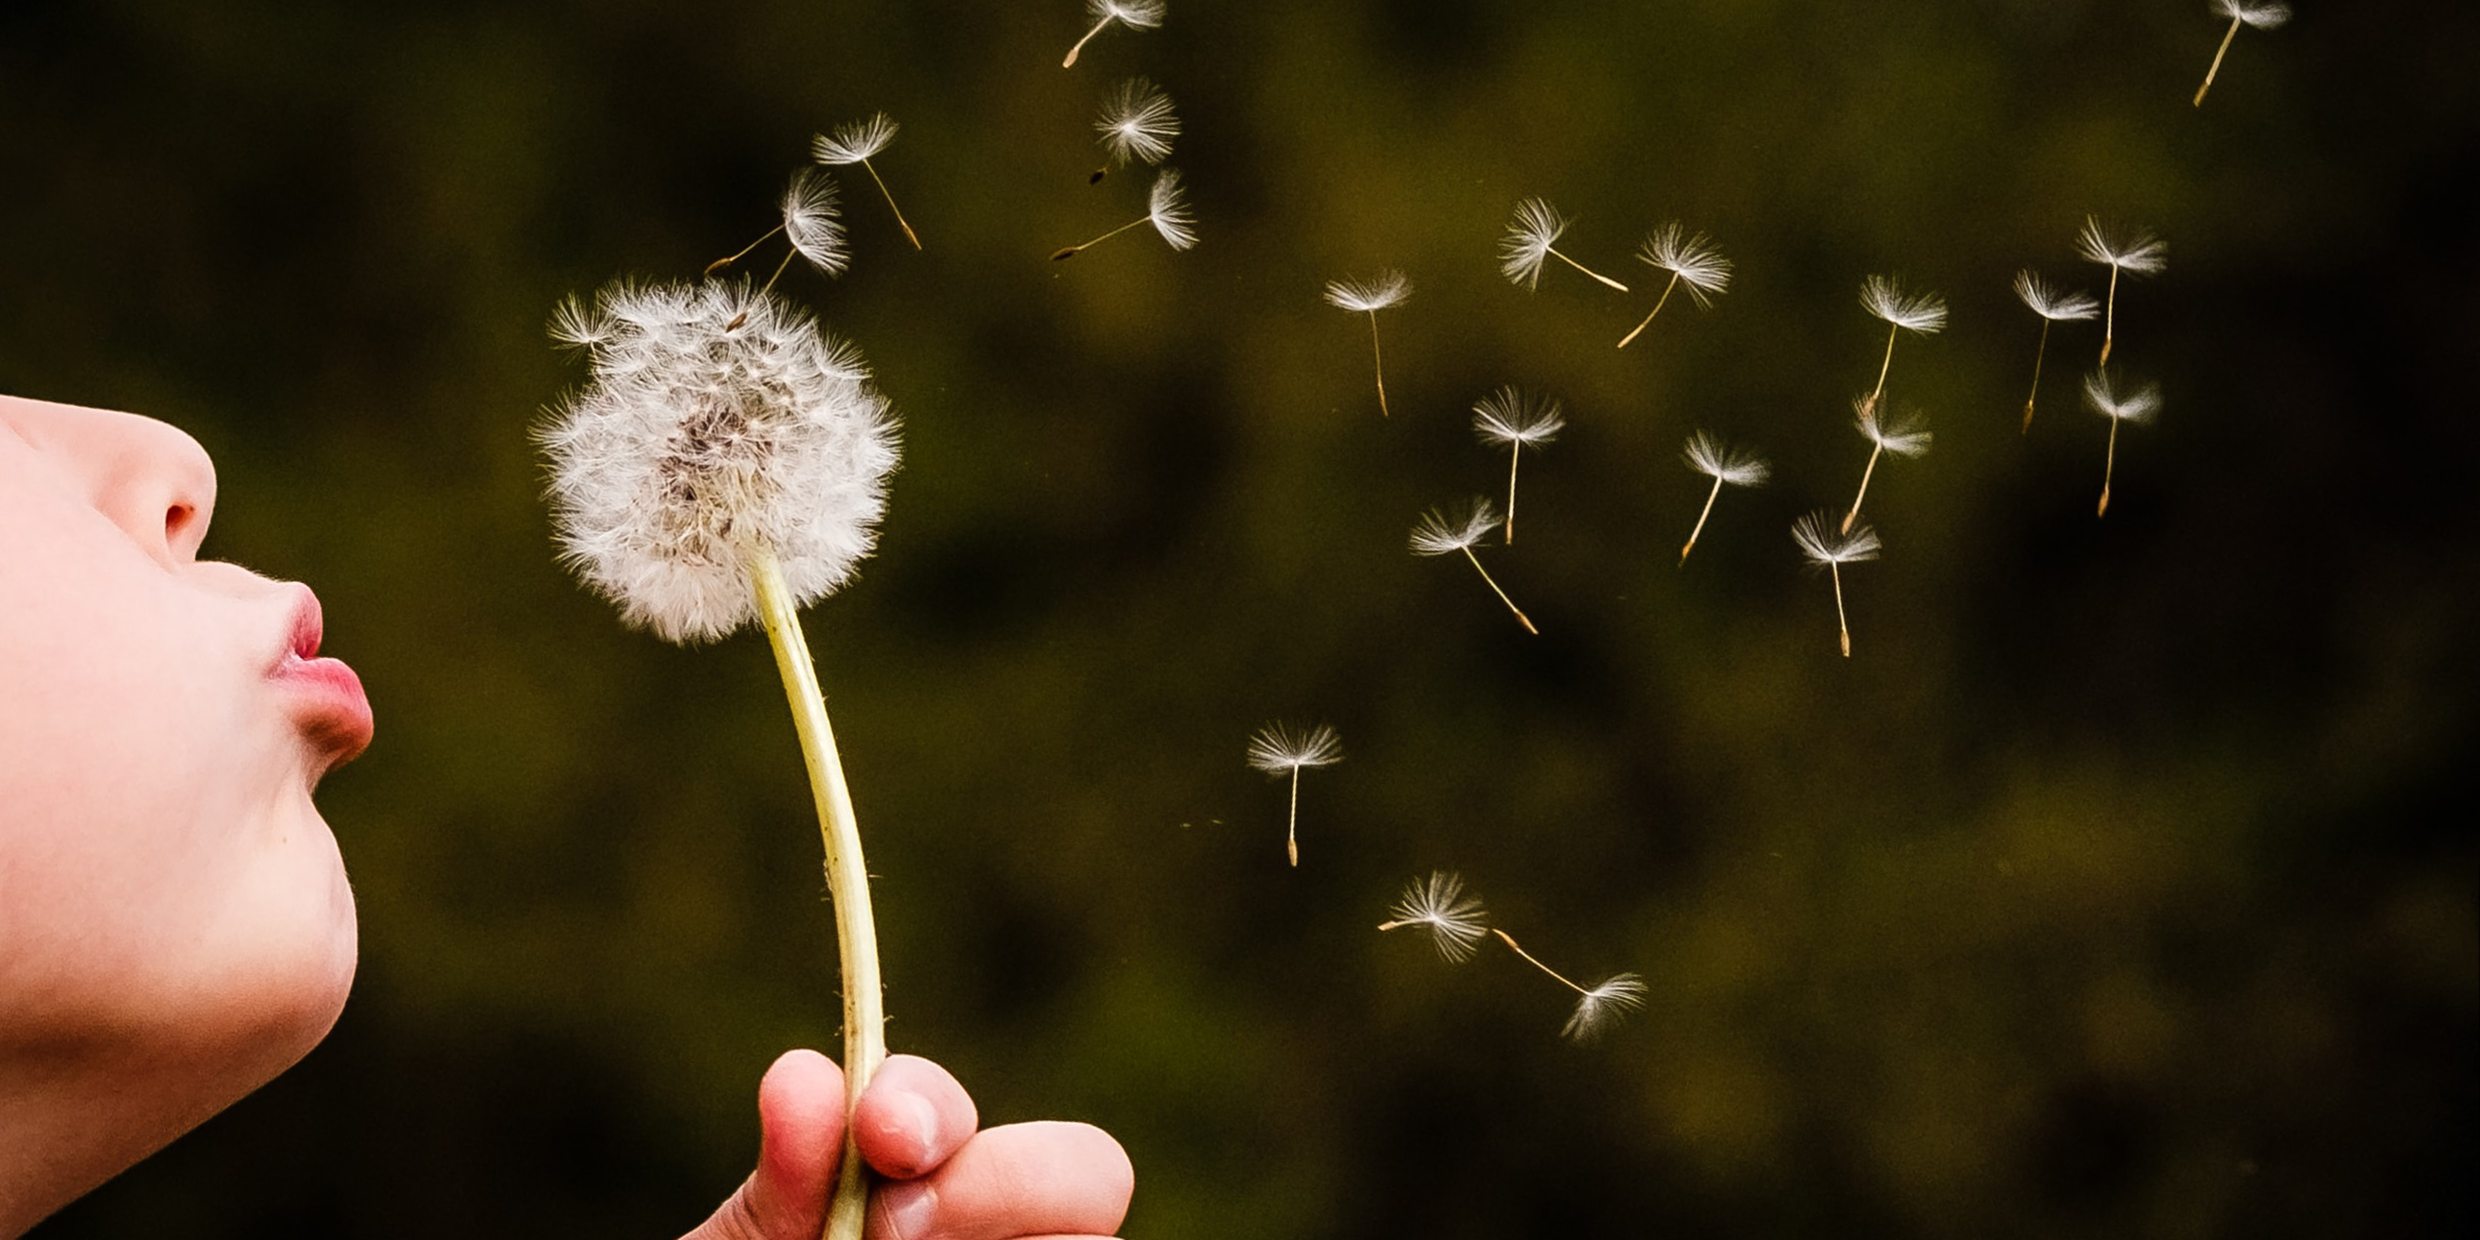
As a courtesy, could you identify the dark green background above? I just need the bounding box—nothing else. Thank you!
[7,1,2473,1236]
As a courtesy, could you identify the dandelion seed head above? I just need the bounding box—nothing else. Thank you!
[1561,973,1648,1043]
[2083,369,2163,424]
[781,168,849,276]
[1637,222,1733,306]
[1794,510,1882,568]
[1247,722,1343,775]
[1855,400,1934,457]
[1095,77,1179,166]
[1381,871,1491,964]
[1089,0,1167,30]
[812,112,898,166]
[540,279,900,644]
[1146,168,1199,250]
[1409,498,1500,556]
[2013,269,2100,322]
[2212,0,2291,29]
[1325,270,1411,313]
[1471,386,1565,449]
[2076,217,2168,275]
[1498,198,1568,289]
[1683,430,1770,486]
[1860,274,1949,334]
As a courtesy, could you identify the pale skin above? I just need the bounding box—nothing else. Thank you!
[0,394,1132,1239]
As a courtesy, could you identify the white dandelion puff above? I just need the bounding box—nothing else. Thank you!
[1410,498,1537,635]
[1843,399,1931,534]
[2196,0,2291,107]
[2076,217,2167,368]
[2013,269,2101,433]
[812,113,921,250]
[1677,431,1770,565]
[1377,871,1491,963]
[2083,368,2162,518]
[1052,167,1196,260]
[1498,197,1628,293]
[1063,0,1166,68]
[1247,722,1343,867]
[1490,929,1647,1044]
[1618,222,1732,348]
[1095,77,1179,167]
[1794,510,1882,657]
[1470,387,1565,545]
[1325,270,1411,417]
[1857,274,1948,419]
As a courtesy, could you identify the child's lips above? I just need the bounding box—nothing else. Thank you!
[270,586,374,767]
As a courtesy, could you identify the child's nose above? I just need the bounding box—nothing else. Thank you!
[40,402,221,566]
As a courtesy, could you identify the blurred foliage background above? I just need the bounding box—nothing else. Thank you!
[6,0,2474,1236]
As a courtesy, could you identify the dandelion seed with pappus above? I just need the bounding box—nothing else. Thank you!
[1247,722,1342,867]
[1677,431,1769,565]
[1410,498,1537,634]
[2076,217,2166,368]
[1490,930,1648,1044]
[1617,222,1731,349]
[1843,398,1931,534]
[1377,871,1490,963]
[1052,168,1197,260]
[1794,510,1881,658]
[1063,0,1165,68]
[1499,197,1628,293]
[2013,269,2100,433]
[702,168,849,314]
[541,277,899,1240]
[1858,274,1947,419]
[813,112,921,251]
[2195,0,2291,107]
[1095,77,1179,173]
[1325,270,1410,417]
[2084,368,2161,518]
[1471,387,1564,545]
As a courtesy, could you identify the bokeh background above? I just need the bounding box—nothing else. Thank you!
[7,0,2474,1235]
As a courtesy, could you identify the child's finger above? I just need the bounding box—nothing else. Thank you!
[679,1049,848,1240]
[866,1120,1132,1240]
[852,1053,981,1179]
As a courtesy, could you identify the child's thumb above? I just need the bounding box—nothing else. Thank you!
[678,1049,848,1240]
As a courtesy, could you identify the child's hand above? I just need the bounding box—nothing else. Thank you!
[680,1050,1133,1240]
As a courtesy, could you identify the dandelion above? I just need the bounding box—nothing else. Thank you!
[1094,77,1179,172]
[542,277,900,1240]
[2195,0,2291,107]
[1491,930,1647,1043]
[1052,167,1198,260]
[2076,217,2167,368]
[1617,222,1732,348]
[1470,386,1564,544]
[2083,369,2161,517]
[701,169,849,312]
[1677,431,1770,565]
[1842,399,1932,534]
[1247,722,1342,867]
[1793,510,1881,658]
[1499,197,1629,293]
[812,113,921,251]
[1324,271,1411,417]
[1410,498,1537,634]
[1063,0,1165,68]
[2013,269,2101,434]
[1858,274,1948,420]
[1378,872,1490,962]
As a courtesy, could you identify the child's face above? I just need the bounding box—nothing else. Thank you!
[1,395,369,1092]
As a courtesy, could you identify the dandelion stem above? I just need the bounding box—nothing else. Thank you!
[1286,769,1302,867]
[1460,546,1538,635]
[1843,443,1882,535]
[1616,272,1681,349]
[2023,318,2053,434]
[1832,563,1852,658]
[1367,312,1391,417]
[2195,17,2243,107]
[758,246,799,299]
[1493,929,1589,997]
[749,548,885,1240]
[861,158,922,251]
[1551,248,1629,292]
[1052,214,1151,260]
[706,224,787,277]
[1866,322,1899,417]
[1681,476,1723,566]
[1504,446,1522,544]
[2101,266,2120,367]
[2099,419,2120,517]
[1063,19,1108,68]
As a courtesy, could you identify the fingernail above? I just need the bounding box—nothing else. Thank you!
[883,1091,940,1173]
[876,1180,937,1240]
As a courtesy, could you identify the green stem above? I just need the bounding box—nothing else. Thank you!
[748,547,885,1240]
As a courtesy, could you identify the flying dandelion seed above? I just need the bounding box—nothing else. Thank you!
[1470,387,1564,544]
[2013,269,2101,434]
[1857,274,1948,420]
[2195,0,2291,107]
[1677,431,1770,565]
[1617,222,1732,348]
[2083,369,2161,517]
[1325,271,1411,417]
[1063,0,1166,68]
[1842,399,1932,535]
[1246,722,1342,867]
[1794,510,1881,658]
[1052,167,1197,260]
[1490,930,1647,1044]
[812,113,921,251]
[1498,198,1628,293]
[1094,77,1180,175]
[1410,498,1538,634]
[2076,217,2167,368]
[702,169,849,315]
[1377,871,1492,963]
